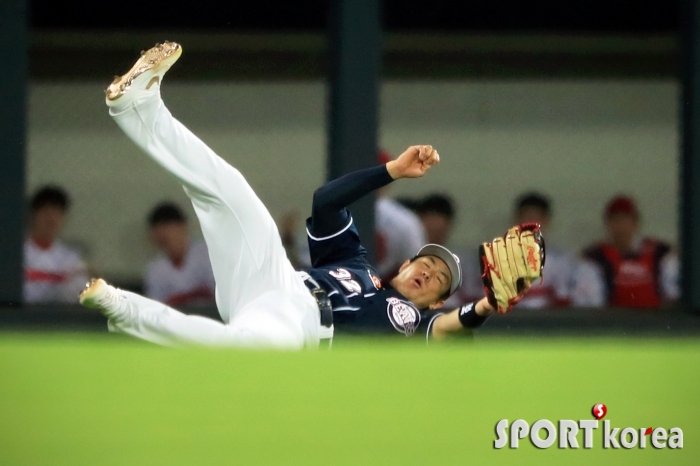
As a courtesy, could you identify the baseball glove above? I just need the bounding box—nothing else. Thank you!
[479,223,545,314]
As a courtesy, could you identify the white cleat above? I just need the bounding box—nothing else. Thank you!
[79,278,124,315]
[105,41,182,106]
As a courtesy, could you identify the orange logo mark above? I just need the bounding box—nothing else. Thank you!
[527,246,538,271]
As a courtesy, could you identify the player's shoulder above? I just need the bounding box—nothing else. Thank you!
[52,240,85,263]
[306,214,355,241]
[24,238,67,254]
[542,243,575,264]
[188,240,216,272]
[189,239,211,258]
[582,241,608,259]
[376,198,420,225]
[642,237,672,255]
[23,238,37,256]
[330,255,376,274]
[573,256,605,279]
[146,254,172,274]
[376,198,425,242]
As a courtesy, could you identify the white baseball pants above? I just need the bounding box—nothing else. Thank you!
[107,90,321,349]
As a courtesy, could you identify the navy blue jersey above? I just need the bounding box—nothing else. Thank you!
[303,163,486,339]
[304,213,439,338]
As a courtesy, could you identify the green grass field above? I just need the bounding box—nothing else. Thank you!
[0,334,698,465]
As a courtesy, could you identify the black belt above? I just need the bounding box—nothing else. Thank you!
[303,278,333,328]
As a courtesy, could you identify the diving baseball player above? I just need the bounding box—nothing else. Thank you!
[80,42,544,348]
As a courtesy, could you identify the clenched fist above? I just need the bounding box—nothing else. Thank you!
[386,145,440,180]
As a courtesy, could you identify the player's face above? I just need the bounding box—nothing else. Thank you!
[392,255,451,310]
[606,213,638,249]
[516,206,549,230]
[31,206,67,241]
[150,222,189,261]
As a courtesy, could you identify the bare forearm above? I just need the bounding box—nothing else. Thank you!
[430,298,494,339]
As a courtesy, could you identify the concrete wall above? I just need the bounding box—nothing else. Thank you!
[27,80,678,280]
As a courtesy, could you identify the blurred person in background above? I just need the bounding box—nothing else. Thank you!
[145,202,216,306]
[280,211,305,269]
[394,196,421,212]
[573,196,678,308]
[24,185,88,303]
[415,193,482,308]
[513,192,576,308]
[374,149,427,281]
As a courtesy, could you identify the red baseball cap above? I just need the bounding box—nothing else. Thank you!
[605,196,638,218]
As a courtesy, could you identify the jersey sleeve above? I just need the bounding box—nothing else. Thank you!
[551,252,576,305]
[55,247,88,303]
[420,303,488,343]
[306,215,366,267]
[422,312,444,342]
[306,164,393,267]
[660,252,679,301]
[571,259,606,307]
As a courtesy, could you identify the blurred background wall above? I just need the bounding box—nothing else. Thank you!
[23,0,684,288]
[28,78,678,281]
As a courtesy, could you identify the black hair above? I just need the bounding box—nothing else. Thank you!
[148,202,186,226]
[515,192,551,216]
[395,196,421,213]
[417,193,455,219]
[30,186,70,212]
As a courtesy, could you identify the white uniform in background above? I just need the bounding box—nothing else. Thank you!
[145,240,216,306]
[101,49,321,348]
[24,239,88,303]
[375,197,427,279]
[518,244,576,308]
[661,254,680,301]
[570,261,607,307]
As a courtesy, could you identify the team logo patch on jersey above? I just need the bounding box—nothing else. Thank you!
[368,270,382,290]
[386,297,420,336]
